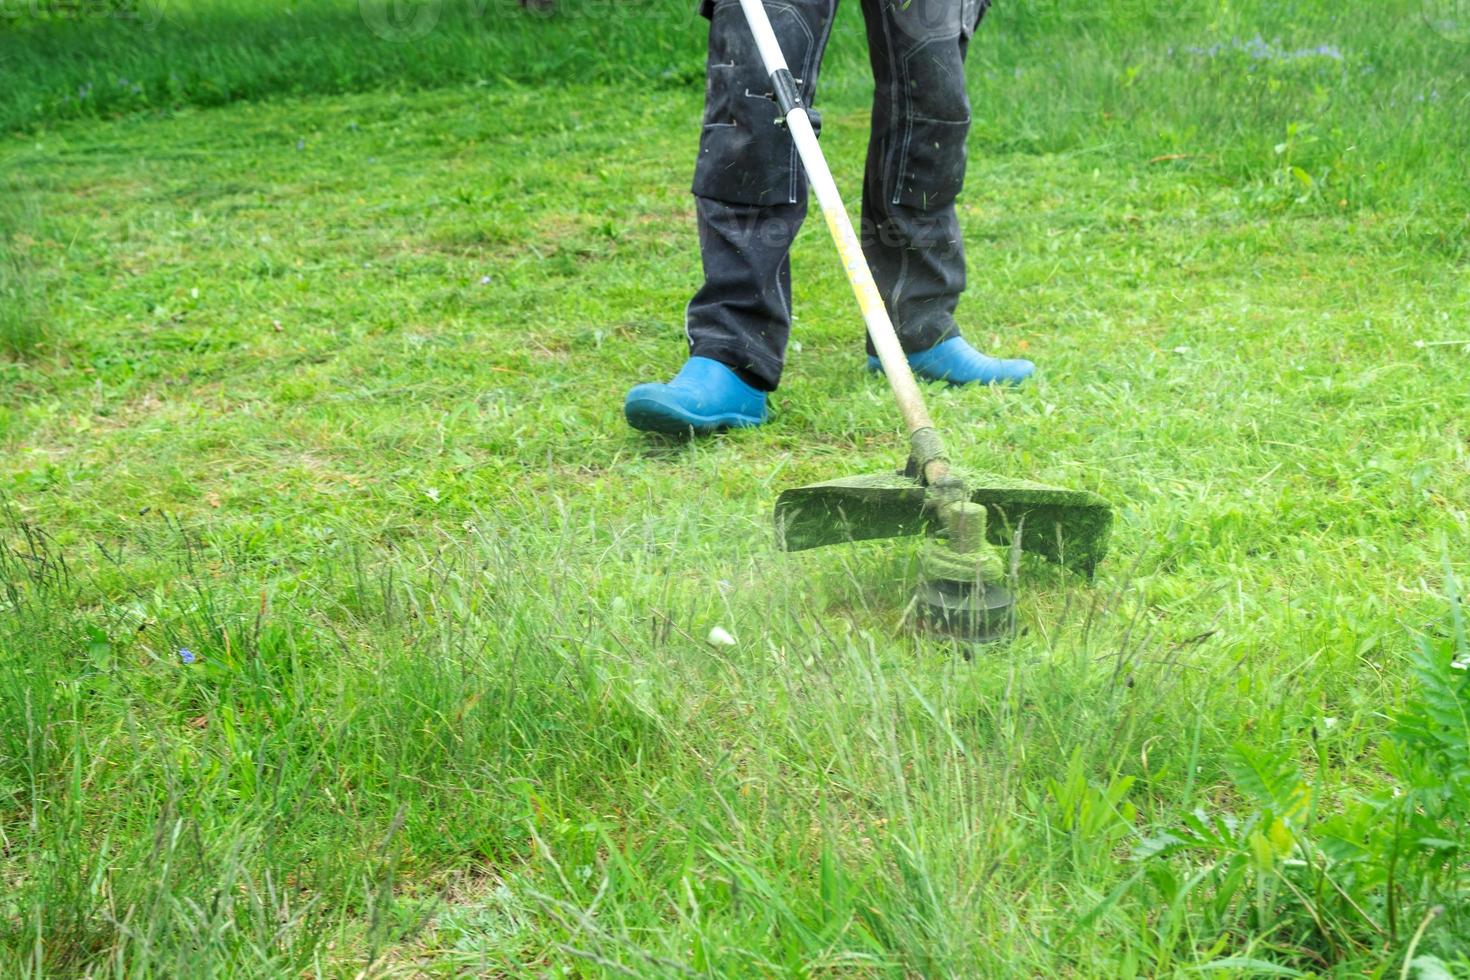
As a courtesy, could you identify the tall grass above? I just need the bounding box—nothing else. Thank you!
[0,198,48,360]
[3,499,1467,974]
[0,503,679,973]
[0,0,708,129]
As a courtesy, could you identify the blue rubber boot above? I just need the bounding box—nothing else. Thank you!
[867,337,1035,387]
[624,356,769,435]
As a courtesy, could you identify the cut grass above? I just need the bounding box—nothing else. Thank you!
[2,1,1469,975]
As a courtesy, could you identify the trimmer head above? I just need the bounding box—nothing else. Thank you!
[916,577,1015,645]
[775,469,1113,579]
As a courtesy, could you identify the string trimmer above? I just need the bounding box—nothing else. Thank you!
[736,0,1114,641]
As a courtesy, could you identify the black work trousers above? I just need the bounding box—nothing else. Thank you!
[686,0,988,391]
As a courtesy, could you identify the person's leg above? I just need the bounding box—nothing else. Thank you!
[626,0,840,435]
[858,0,1032,385]
[684,0,840,392]
[683,196,805,393]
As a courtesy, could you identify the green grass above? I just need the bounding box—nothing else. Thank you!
[2,0,1470,975]
[5,0,1470,221]
[0,196,50,359]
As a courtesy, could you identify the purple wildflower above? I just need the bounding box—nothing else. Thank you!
[179,648,197,664]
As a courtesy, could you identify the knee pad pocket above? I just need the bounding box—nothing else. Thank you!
[693,0,820,207]
[890,39,971,209]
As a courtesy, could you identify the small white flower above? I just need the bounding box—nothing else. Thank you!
[424,487,440,502]
[1322,716,1338,729]
[1172,345,1190,354]
[707,626,736,647]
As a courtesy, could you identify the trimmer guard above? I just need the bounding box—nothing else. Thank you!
[775,471,1113,578]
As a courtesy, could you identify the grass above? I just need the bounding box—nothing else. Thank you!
[2,0,1469,975]
[5,1,1470,221]
[0,196,50,359]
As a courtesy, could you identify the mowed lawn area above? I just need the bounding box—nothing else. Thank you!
[2,1,1468,975]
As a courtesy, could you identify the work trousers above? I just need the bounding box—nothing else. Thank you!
[686,0,988,390]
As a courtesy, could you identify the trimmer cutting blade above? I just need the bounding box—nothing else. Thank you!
[776,470,1112,579]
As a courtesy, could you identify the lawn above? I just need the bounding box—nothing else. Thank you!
[2,1,1468,976]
